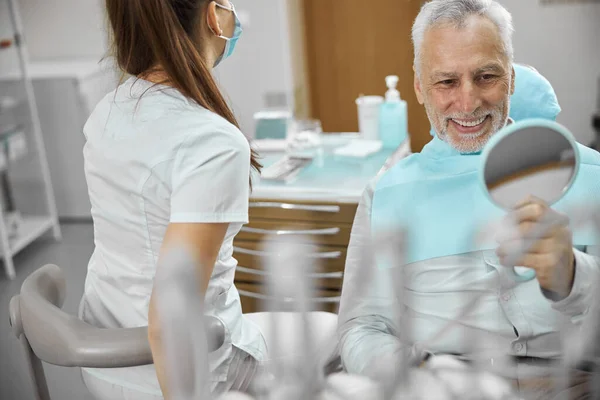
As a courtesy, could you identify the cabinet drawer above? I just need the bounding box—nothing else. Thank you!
[249,199,357,224]
[233,240,347,273]
[236,282,340,314]
[235,265,343,290]
[237,220,351,246]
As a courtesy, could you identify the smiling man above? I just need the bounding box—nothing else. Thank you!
[336,0,600,398]
[414,11,515,154]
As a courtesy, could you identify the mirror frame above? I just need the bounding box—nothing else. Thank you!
[479,118,581,210]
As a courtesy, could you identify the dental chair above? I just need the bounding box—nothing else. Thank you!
[9,264,225,400]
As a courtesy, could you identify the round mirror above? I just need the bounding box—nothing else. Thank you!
[481,119,579,210]
[480,119,580,282]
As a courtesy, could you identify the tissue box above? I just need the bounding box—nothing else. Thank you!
[334,139,383,158]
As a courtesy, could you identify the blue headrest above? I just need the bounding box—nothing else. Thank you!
[510,63,561,121]
[429,63,561,136]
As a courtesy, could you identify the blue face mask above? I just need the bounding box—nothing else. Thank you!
[211,2,242,67]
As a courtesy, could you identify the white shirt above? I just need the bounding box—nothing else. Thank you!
[337,176,600,380]
[78,78,267,395]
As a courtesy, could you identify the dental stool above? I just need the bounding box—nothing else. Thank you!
[9,264,225,400]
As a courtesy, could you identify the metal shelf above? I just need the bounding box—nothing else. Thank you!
[0,215,54,257]
[0,127,28,170]
[0,96,23,115]
[0,0,61,279]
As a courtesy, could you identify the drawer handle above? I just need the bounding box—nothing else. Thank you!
[236,266,343,279]
[238,289,341,304]
[240,227,340,236]
[234,246,342,259]
[250,202,340,213]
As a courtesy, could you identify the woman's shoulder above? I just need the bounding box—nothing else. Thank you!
[175,109,249,155]
[86,79,249,163]
[124,79,247,146]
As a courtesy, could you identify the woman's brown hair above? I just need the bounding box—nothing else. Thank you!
[105,0,261,184]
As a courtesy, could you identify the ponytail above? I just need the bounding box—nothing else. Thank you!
[105,0,261,186]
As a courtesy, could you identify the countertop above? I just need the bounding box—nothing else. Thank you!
[251,134,411,203]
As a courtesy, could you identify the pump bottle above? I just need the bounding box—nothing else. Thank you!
[379,75,408,149]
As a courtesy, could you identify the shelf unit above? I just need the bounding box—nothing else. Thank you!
[0,0,61,279]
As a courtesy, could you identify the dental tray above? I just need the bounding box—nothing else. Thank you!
[260,156,312,182]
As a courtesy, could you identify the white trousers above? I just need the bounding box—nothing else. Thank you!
[81,311,338,400]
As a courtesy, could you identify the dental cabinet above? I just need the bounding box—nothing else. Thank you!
[233,135,411,313]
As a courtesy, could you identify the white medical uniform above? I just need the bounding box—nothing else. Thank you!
[78,77,267,398]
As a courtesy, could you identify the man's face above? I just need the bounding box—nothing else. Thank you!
[414,16,515,153]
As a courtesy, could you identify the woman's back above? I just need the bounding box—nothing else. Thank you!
[78,78,266,396]
[80,77,246,326]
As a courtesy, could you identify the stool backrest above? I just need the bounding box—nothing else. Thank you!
[9,264,225,400]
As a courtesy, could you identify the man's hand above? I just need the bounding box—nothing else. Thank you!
[496,196,575,299]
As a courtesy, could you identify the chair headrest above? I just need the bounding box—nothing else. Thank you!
[510,63,561,122]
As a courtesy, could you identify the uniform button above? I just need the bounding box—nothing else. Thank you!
[501,293,511,302]
[513,343,524,352]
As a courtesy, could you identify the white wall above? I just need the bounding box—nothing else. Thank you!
[500,0,600,145]
[17,0,107,61]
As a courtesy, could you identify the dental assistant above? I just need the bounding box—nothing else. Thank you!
[77,1,267,398]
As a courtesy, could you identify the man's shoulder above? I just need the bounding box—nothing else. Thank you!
[577,143,600,167]
[373,152,425,192]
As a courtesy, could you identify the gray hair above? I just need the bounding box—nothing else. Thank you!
[412,0,514,75]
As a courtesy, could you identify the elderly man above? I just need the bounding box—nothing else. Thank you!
[337,0,600,398]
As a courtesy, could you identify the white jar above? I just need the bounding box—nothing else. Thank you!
[356,95,384,140]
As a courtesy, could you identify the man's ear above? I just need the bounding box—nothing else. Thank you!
[414,67,425,105]
[510,65,516,96]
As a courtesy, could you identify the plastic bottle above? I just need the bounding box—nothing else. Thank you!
[378,75,408,149]
[356,95,384,140]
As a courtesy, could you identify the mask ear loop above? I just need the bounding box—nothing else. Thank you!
[215,1,235,12]
[208,2,235,41]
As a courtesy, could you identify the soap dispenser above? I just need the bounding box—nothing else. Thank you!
[379,75,408,149]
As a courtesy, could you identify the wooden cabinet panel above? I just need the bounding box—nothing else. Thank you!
[236,198,359,316]
[237,282,341,314]
[249,199,358,224]
[235,265,343,290]
[237,219,352,246]
[233,239,347,273]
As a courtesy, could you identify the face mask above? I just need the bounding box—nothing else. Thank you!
[210,2,242,67]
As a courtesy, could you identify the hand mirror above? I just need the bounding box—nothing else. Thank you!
[480,119,580,281]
